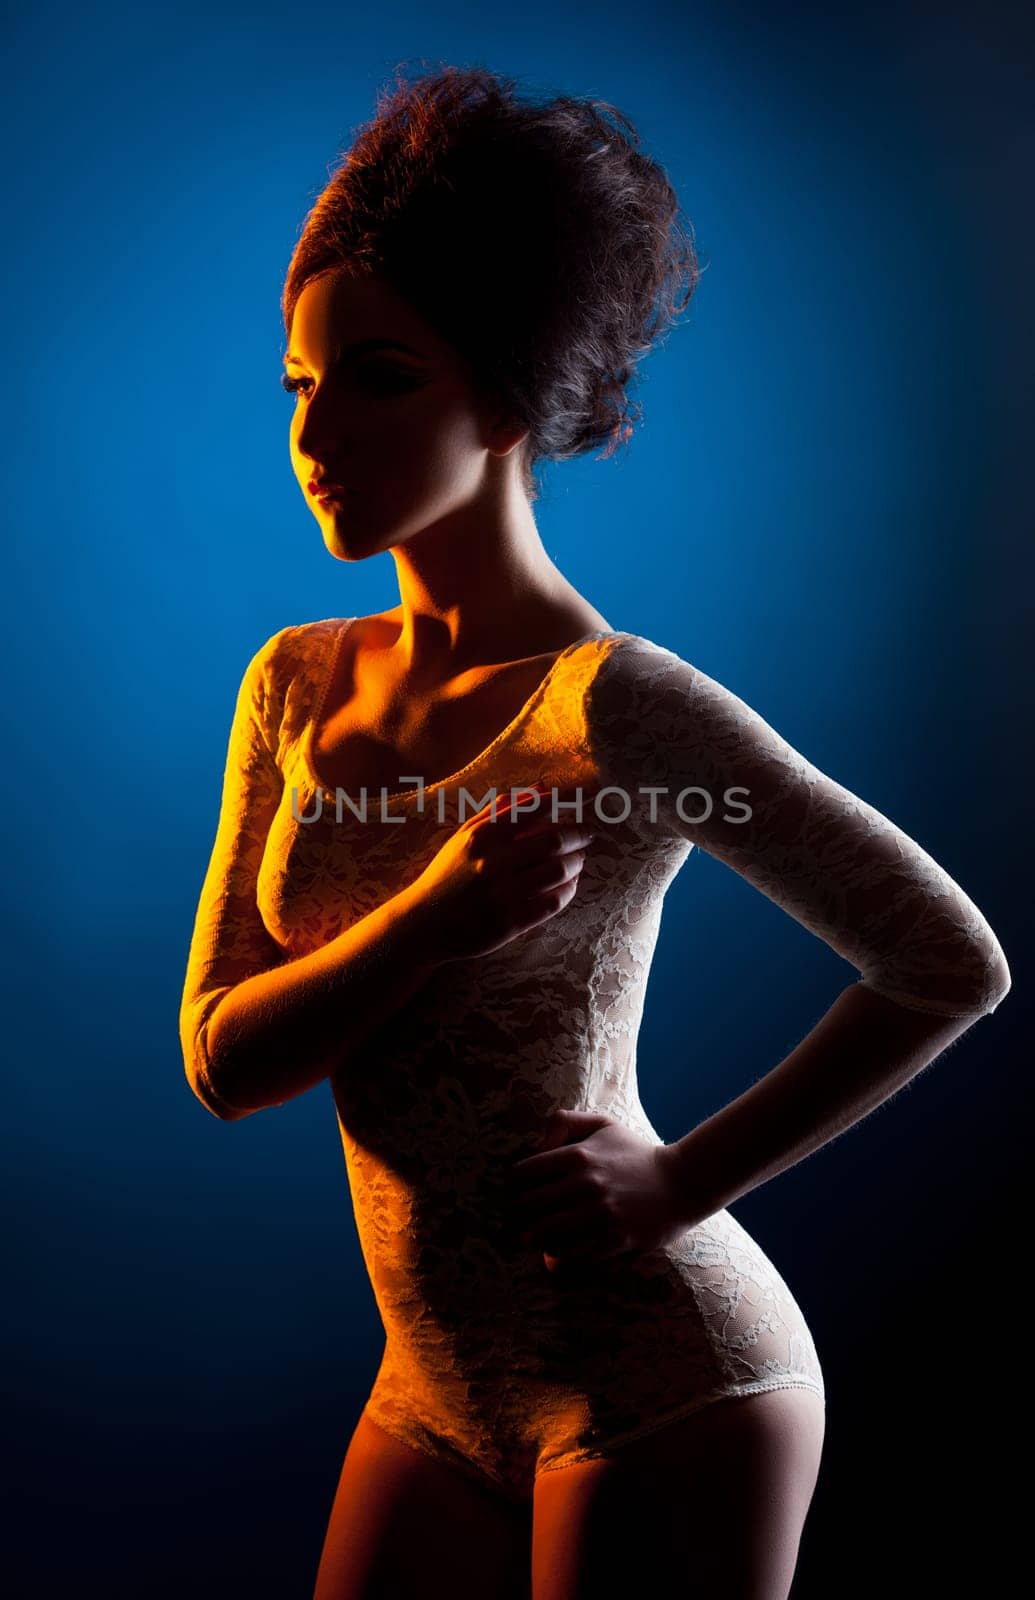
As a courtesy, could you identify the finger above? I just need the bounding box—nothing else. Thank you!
[510,1149,585,1190]
[470,784,552,820]
[470,790,534,822]
[506,827,597,873]
[514,850,586,896]
[489,788,596,830]
[516,819,596,851]
[544,1242,621,1272]
[522,1205,588,1250]
[514,1178,585,1219]
[515,801,597,836]
[467,812,593,878]
[525,1210,615,1256]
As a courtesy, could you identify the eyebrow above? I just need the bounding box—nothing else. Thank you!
[282,337,426,368]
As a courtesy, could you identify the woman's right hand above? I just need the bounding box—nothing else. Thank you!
[404,783,598,963]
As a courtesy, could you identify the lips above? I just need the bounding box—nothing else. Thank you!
[309,479,348,497]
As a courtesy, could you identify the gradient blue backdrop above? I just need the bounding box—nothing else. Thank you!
[4,1,1030,1594]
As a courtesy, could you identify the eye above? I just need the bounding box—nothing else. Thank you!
[279,363,422,399]
[357,362,422,394]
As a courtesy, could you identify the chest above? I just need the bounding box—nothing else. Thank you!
[309,652,565,798]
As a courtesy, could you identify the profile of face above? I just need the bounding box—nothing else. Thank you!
[284,269,525,561]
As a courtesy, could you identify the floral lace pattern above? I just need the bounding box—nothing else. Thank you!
[179,620,1009,1503]
[585,634,1012,1019]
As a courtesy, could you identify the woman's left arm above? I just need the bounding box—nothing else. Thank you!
[659,979,988,1228]
[584,636,1012,1226]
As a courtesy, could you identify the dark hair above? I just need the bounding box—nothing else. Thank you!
[281,61,702,502]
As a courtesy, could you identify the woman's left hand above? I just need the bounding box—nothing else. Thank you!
[506,1109,693,1272]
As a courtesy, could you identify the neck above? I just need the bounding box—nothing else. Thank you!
[387,489,579,675]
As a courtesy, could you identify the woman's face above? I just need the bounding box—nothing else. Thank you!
[284,269,512,561]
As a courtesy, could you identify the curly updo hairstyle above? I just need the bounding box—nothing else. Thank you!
[281,61,702,502]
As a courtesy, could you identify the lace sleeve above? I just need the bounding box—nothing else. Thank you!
[178,628,292,1118]
[586,636,1011,1019]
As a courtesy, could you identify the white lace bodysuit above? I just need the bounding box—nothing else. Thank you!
[179,620,1011,1504]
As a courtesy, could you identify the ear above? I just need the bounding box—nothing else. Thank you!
[485,414,530,458]
[473,376,529,457]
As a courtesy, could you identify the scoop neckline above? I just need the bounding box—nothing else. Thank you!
[303,617,626,804]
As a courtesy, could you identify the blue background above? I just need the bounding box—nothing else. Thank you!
[4,1,1030,1594]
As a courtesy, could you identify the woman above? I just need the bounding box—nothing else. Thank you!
[179,63,1011,1600]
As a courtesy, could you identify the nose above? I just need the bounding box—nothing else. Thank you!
[294,392,347,468]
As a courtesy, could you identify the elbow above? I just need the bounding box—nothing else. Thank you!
[862,937,1012,1021]
[185,1046,248,1122]
[959,907,1013,1017]
[180,1000,250,1122]
[979,938,1012,1016]
[960,923,1013,1017]
[192,1064,248,1121]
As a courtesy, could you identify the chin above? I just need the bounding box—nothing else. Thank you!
[321,525,389,562]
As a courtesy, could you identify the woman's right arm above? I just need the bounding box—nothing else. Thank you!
[198,884,441,1121]
[178,625,444,1123]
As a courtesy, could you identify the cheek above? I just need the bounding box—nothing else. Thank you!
[382,398,483,478]
[432,393,487,458]
[288,388,484,490]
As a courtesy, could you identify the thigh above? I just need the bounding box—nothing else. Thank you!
[531,1387,826,1600]
[313,1410,533,1600]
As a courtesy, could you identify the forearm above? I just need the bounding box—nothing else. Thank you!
[662,980,988,1224]
[200,885,441,1120]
